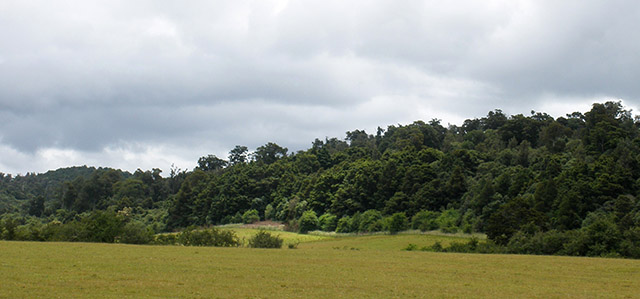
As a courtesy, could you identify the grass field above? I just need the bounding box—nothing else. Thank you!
[219,227,331,246]
[2,238,640,298]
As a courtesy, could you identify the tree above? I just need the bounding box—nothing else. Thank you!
[197,155,228,171]
[318,213,337,231]
[388,212,408,234]
[229,145,249,165]
[298,210,318,234]
[27,196,45,217]
[242,209,260,224]
[253,142,288,164]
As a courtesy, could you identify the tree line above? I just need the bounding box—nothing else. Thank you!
[1,101,639,258]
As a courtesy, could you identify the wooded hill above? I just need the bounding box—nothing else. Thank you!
[1,101,639,258]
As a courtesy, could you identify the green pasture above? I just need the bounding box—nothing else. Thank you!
[2,239,639,298]
[298,232,475,251]
[218,227,330,246]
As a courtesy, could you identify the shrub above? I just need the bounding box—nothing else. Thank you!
[248,230,283,248]
[264,204,275,220]
[119,221,154,244]
[349,212,363,232]
[436,209,460,233]
[318,213,337,232]
[153,233,178,245]
[388,212,408,234]
[177,227,239,247]
[411,210,440,232]
[404,243,418,251]
[298,210,319,234]
[359,210,383,232]
[336,216,351,233]
[242,209,260,224]
[231,212,242,224]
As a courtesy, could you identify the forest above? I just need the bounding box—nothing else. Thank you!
[1,101,639,258]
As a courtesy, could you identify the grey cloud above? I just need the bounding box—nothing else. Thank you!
[1,0,639,174]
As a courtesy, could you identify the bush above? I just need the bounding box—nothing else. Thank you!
[336,216,351,233]
[318,213,337,232]
[242,209,260,224]
[248,230,283,248]
[119,221,154,244]
[231,212,243,224]
[349,212,362,233]
[264,204,275,220]
[298,210,318,234]
[359,210,383,232]
[388,212,408,234]
[152,233,178,245]
[177,227,239,247]
[411,210,440,232]
[436,209,460,233]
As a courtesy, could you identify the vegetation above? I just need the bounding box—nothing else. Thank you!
[2,241,639,298]
[2,101,640,258]
[247,230,283,248]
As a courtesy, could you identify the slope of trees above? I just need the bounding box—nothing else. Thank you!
[2,101,640,258]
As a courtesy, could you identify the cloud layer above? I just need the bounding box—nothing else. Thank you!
[1,0,638,174]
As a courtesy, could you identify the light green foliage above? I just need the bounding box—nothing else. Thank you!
[318,213,337,232]
[437,209,461,233]
[264,204,275,220]
[298,210,318,234]
[242,209,260,224]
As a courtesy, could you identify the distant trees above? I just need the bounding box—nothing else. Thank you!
[253,142,288,164]
[3,101,640,258]
[229,146,249,165]
[197,155,228,171]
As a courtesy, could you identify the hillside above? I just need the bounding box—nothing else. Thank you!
[1,101,640,258]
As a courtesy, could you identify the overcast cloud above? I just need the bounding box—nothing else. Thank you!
[1,0,639,175]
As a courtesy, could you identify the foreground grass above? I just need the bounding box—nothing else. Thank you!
[2,241,639,298]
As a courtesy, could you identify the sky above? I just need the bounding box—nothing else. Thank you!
[1,0,639,175]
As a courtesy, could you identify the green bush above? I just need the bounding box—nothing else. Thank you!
[264,204,275,220]
[388,212,408,234]
[242,209,260,224]
[436,209,460,233]
[152,233,178,245]
[336,216,351,233]
[298,210,319,234]
[177,227,239,247]
[231,212,242,224]
[119,221,154,244]
[411,210,440,232]
[248,230,283,248]
[318,213,337,231]
[359,210,383,232]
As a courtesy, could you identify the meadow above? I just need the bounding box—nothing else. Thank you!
[2,231,640,298]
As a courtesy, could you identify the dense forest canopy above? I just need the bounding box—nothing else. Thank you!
[2,101,640,258]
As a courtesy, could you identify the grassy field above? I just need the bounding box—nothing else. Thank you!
[2,238,640,298]
[218,227,331,246]
[298,232,475,251]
